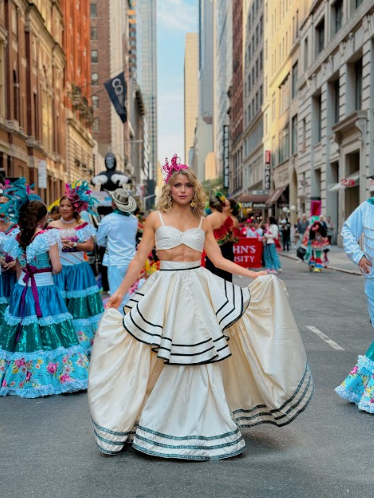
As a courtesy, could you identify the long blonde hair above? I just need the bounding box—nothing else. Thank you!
[157,169,206,218]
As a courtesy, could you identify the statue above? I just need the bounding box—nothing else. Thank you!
[91,152,129,191]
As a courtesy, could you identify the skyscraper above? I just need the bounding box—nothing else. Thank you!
[198,0,214,117]
[137,0,158,180]
[184,33,199,164]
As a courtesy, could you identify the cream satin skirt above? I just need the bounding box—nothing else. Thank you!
[88,262,314,461]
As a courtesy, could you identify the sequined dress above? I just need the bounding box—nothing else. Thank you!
[0,230,89,398]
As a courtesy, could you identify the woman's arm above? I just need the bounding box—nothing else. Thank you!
[61,237,94,252]
[204,220,267,279]
[107,212,158,309]
[49,243,62,274]
[16,259,22,279]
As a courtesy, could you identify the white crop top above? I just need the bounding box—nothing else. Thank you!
[155,212,205,253]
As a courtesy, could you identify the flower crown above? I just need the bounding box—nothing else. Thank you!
[162,154,189,183]
[64,180,98,215]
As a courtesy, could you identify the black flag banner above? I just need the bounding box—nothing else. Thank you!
[104,72,127,123]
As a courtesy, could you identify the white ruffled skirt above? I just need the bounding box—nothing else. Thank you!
[88,261,314,460]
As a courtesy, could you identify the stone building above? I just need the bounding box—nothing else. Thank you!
[0,0,67,204]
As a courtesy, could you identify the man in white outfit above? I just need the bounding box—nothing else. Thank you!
[97,189,138,312]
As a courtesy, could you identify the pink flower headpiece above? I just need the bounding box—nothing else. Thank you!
[64,180,98,214]
[162,154,189,183]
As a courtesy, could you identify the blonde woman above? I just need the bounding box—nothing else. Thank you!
[88,155,314,461]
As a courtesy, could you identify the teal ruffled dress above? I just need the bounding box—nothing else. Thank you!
[53,223,104,354]
[0,228,18,321]
[0,229,89,398]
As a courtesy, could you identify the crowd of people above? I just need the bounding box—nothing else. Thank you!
[0,157,373,461]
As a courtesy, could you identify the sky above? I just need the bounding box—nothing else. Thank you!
[156,0,198,168]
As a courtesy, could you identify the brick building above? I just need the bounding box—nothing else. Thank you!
[61,0,96,185]
[0,0,66,204]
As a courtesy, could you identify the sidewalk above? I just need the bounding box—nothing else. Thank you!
[280,244,361,275]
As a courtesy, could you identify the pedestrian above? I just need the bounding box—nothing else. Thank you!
[48,181,104,354]
[263,216,281,274]
[300,217,330,272]
[296,213,309,241]
[335,176,374,413]
[88,154,314,460]
[0,179,89,397]
[281,218,291,252]
[254,221,264,237]
[48,205,61,222]
[205,192,234,282]
[326,216,334,244]
[97,189,138,311]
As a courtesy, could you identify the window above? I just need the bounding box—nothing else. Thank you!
[316,18,325,55]
[332,0,343,33]
[93,117,99,132]
[292,115,298,154]
[272,93,276,120]
[90,27,98,40]
[91,50,98,63]
[279,126,289,163]
[90,3,97,18]
[248,74,251,92]
[355,59,363,110]
[304,38,309,71]
[302,118,306,151]
[91,72,99,85]
[279,73,290,116]
[0,41,5,117]
[314,94,322,143]
[355,0,364,7]
[292,61,298,100]
[92,95,99,109]
[272,136,276,167]
[260,85,263,105]
[260,50,263,71]
[333,79,340,124]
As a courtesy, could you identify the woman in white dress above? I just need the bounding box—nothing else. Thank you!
[88,155,314,460]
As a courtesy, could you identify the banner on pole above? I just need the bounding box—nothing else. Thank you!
[104,72,127,123]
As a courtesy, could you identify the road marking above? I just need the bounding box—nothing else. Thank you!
[306,326,345,351]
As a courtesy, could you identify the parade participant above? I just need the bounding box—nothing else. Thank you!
[205,192,234,282]
[281,218,291,252]
[0,183,89,397]
[263,217,281,274]
[335,178,374,413]
[224,199,241,242]
[48,181,104,354]
[300,217,330,272]
[0,190,17,321]
[88,154,314,461]
[97,188,138,312]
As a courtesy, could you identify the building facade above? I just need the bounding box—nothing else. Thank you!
[0,0,67,204]
[297,0,374,242]
[184,33,199,165]
[62,0,96,185]
[137,0,157,180]
[213,0,232,183]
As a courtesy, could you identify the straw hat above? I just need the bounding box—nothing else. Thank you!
[107,188,137,213]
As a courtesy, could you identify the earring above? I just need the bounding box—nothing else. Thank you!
[190,199,196,208]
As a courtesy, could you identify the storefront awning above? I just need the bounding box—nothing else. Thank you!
[266,186,287,205]
[238,194,269,209]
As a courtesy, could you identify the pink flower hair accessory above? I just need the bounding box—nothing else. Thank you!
[162,154,189,183]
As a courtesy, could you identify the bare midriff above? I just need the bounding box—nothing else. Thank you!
[157,244,202,262]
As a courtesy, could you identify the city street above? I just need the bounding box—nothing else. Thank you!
[1,257,373,498]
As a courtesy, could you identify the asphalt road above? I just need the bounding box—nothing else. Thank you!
[1,258,373,498]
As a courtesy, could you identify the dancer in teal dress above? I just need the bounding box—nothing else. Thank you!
[0,189,17,321]
[0,185,89,398]
[48,181,103,354]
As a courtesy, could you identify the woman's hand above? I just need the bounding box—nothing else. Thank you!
[3,260,16,271]
[106,292,124,309]
[359,256,372,274]
[250,270,268,279]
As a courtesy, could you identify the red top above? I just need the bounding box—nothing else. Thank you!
[213,217,234,246]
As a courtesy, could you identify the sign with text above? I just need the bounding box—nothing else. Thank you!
[233,238,263,268]
[38,160,47,189]
[340,178,356,187]
[104,72,127,123]
[264,151,271,190]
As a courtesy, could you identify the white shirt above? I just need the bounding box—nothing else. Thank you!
[265,224,279,244]
[97,212,138,266]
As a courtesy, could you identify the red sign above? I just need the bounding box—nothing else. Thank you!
[340,178,356,187]
[265,150,271,164]
[233,238,263,268]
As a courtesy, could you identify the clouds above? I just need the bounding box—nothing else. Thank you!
[157,0,197,33]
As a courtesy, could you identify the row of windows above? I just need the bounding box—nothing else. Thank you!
[247,0,261,31]
[245,85,263,128]
[245,16,263,68]
[245,50,263,97]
